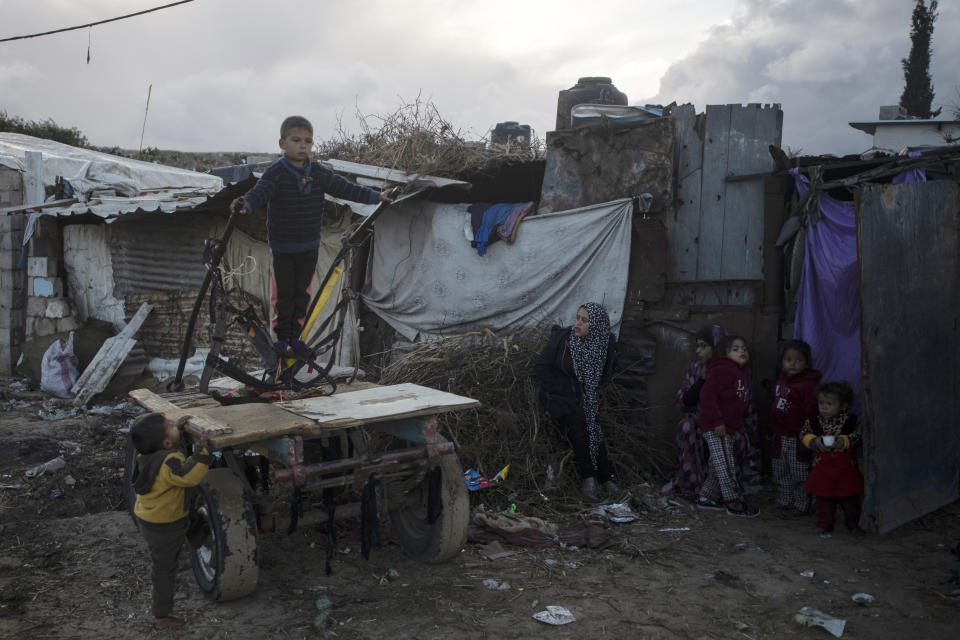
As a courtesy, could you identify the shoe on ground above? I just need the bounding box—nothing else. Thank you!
[581,477,599,502]
[696,496,724,510]
[725,501,760,518]
[153,617,185,630]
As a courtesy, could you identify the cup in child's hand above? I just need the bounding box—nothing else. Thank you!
[821,435,836,447]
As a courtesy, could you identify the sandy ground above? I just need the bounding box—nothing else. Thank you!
[1,378,958,640]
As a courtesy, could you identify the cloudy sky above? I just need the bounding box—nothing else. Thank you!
[2,0,958,156]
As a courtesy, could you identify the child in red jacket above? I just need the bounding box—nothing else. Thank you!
[800,381,864,535]
[769,340,821,515]
[698,335,759,517]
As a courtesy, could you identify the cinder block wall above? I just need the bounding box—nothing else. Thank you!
[0,167,26,374]
[25,216,80,341]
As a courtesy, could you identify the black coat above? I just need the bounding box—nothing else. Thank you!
[533,325,617,420]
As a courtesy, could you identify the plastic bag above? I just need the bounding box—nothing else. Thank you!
[41,332,80,399]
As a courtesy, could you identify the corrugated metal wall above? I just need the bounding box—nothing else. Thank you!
[109,213,213,296]
[858,180,960,532]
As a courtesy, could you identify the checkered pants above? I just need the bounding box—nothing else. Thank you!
[700,431,743,504]
[772,436,811,512]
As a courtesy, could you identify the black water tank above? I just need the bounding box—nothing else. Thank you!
[555,77,628,130]
[491,121,532,147]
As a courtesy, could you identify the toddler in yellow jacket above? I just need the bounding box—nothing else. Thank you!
[131,412,213,630]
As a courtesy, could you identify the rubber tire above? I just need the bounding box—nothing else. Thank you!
[123,432,139,529]
[387,451,469,563]
[190,468,260,601]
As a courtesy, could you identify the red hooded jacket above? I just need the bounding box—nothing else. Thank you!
[699,357,751,434]
[768,368,821,437]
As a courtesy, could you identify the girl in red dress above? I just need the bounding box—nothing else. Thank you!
[800,381,864,534]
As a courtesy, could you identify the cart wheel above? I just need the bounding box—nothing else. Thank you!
[388,451,469,563]
[190,469,260,601]
[122,432,139,529]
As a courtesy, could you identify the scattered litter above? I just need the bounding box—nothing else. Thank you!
[378,569,400,585]
[64,475,76,487]
[531,599,539,609]
[800,570,815,578]
[590,501,637,523]
[59,441,82,455]
[49,488,63,499]
[464,468,495,491]
[659,527,691,532]
[482,578,511,591]
[735,621,750,631]
[478,541,516,561]
[504,503,517,514]
[0,483,27,490]
[87,401,137,415]
[851,593,874,605]
[314,597,332,631]
[25,456,66,478]
[544,559,579,570]
[492,464,510,484]
[533,605,576,626]
[794,607,845,637]
[544,465,554,489]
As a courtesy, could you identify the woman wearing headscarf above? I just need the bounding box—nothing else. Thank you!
[534,303,618,501]
[662,325,725,506]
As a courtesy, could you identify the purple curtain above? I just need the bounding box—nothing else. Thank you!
[792,170,861,403]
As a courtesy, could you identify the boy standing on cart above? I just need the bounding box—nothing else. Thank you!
[231,115,394,356]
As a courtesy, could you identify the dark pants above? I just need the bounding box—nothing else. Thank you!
[272,248,318,340]
[815,495,861,531]
[140,518,188,618]
[555,410,613,482]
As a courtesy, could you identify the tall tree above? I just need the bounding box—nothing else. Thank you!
[899,0,940,119]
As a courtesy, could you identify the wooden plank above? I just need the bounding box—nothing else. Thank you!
[720,104,760,280]
[71,303,153,406]
[127,388,236,445]
[129,383,480,447]
[669,104,704,282]
[279,383,481,429]
[697,105,731,280]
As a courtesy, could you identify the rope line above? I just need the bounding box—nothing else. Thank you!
[0,1,195,43]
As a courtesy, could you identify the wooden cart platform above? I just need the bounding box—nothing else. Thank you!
[129,382,480,449]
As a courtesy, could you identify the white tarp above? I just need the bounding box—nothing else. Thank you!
[362,198,632,340]
[0,132,222,198]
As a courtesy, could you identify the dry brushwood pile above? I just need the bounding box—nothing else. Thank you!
[377,329,675,515]
[317,97,542,180]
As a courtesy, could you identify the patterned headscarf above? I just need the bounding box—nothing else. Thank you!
[568,302,611,469]
[696,325,726,351]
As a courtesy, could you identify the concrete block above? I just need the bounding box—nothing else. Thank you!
[55,315,80,333]
[28,316,55,338]
[44,298,71,319]
[0,326,10,346]
[30,276,62,297]
[27,296,46,316]
[27,256,48,277]
[0,230,22,251]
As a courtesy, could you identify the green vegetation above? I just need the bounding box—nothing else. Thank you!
[0,110,90,147]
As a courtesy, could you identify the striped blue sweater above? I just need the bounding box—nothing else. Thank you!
[243,158,380,253]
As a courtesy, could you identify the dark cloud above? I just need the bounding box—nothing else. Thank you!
[647,0,960,155]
